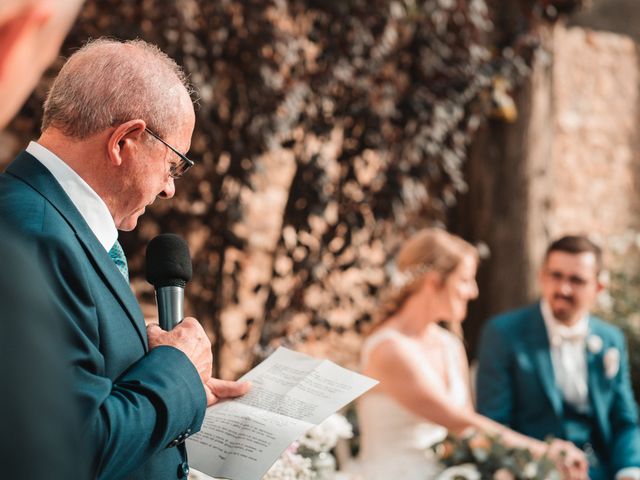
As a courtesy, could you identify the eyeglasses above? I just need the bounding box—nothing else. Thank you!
[144,127,194,178]
[544,269,591,288]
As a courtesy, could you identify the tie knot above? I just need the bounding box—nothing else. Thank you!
[109,240,129,281]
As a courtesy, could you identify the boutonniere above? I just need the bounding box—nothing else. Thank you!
[587,335,603,354]
[603,347,620,379]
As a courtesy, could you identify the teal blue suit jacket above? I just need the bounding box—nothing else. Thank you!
[476,303,640,477]
[0,152,207,479]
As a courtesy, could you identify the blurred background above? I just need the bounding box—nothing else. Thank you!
[2,0,639,397]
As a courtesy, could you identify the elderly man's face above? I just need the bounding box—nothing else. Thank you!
[116,101,195,232]
[0,0,83,129]
[539,251,602,325]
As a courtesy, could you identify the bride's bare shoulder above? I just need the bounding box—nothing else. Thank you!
[363,327,422,368]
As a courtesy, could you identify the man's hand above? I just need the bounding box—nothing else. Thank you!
[204,377,251,407]
[548,439,589,480]
[146,317,250,406]
[147,317,213,383]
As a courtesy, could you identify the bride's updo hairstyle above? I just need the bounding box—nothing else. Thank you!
[373,228,478,329]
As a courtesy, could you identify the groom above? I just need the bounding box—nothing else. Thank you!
[476,235,640,480]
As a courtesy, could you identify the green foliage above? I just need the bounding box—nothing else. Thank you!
[433,432,560,480]
[3,0,585,375]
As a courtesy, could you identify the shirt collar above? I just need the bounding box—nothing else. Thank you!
[540,299,589,346]
[26,141,118,252]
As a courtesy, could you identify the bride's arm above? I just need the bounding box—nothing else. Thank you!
[365,336,520,438]
[364,337,588,477]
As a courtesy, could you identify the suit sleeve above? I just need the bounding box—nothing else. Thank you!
[609,334,640,472]
[475,318,515,426]
[36,234,206,479]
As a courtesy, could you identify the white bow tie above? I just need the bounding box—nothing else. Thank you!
[550,324,587,347]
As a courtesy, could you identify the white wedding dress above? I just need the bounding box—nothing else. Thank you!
[354,328,469,479]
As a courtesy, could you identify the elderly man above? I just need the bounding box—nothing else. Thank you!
[476,235,640,480]
[0,38,249,480]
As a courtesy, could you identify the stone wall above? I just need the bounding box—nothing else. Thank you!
[547,26,640,259]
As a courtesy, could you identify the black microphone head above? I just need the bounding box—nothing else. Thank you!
[145,234,192,288]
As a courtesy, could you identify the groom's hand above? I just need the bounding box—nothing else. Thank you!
[548,439,589,480]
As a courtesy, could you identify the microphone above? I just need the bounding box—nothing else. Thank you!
[145,234,193,330]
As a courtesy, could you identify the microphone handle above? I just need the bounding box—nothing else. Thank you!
[155,286,185,330]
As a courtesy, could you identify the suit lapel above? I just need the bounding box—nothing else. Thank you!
[6,152,148,350]
[529,306,564,418]
[586,319,608,438]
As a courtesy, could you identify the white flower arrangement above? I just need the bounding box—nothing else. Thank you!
[265,413,353,480]
[263,447,314,480]
[297,413,353,454]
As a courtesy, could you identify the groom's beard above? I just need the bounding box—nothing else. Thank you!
[550,293,577,322]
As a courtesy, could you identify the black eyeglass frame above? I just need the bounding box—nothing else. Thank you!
[144,127,194,178]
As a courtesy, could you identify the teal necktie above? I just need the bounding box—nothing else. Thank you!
[108,240,129,281]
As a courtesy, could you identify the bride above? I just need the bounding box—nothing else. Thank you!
[356,228,588,479]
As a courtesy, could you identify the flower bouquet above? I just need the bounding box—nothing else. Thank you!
[263,413,353,480]
[432,432,561,480]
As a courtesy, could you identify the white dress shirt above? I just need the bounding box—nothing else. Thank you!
[541,301,640,480]
[26,141,117,252]
[541,300,589,410]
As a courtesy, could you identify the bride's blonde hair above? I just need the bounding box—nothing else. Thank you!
[373,228,478,336]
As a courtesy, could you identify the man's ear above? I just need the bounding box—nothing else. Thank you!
[0,5,52,78]
[107,120,147,167]
[596,270,608,294]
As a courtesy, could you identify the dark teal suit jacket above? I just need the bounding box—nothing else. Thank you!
[0,152,207,479]
[476,303,640,478]
[0,224,84,479]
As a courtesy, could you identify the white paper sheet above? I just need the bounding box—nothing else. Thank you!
[186,347,377,480]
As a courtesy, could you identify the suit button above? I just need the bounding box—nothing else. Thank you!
[167,439,179,448]
[177,461,189,478]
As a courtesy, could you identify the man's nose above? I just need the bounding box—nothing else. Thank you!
[158,177,175,199]
[558,279,573,295]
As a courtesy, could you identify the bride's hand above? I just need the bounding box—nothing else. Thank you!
[547,439,589,480]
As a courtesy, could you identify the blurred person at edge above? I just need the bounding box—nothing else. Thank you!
[0,38,250,479]
[477,235,640,480]
[0,1,84,479]
[0,0,84,128]
[356,228,588,480]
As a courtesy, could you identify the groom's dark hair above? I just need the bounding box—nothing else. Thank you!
[545,235,602,274]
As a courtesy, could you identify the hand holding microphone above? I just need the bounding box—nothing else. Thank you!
[145,234,250,406]
[147,318,212,383]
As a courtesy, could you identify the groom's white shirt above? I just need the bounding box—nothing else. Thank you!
[541,300,589,410]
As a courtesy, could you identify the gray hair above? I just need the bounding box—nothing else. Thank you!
[42,38,194,139]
